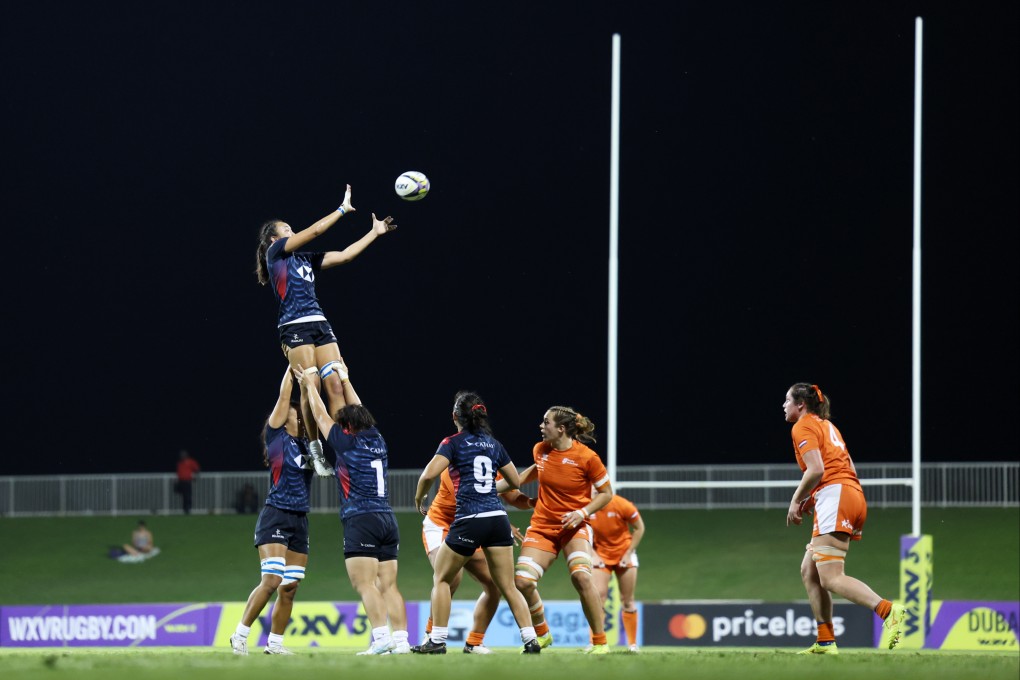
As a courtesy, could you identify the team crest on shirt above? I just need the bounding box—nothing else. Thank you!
[297,265,315,282]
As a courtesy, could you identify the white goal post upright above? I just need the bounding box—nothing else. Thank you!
[910,16,924,537]
[607,33,621,489]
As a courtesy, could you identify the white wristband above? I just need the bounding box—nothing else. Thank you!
[303,366,319,377]
[573,509,587,522]
[337,206,346,217]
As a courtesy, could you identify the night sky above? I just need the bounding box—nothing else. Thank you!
[5,2,1017,476]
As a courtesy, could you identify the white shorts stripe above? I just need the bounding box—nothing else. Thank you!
[459,509,508,520]
[422,516,447,554]
[813,484,843,535]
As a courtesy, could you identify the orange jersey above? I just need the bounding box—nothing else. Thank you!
[588,495,639,560]
[791,414,862,494]
[531,440,610,526]
[426,468,457,527]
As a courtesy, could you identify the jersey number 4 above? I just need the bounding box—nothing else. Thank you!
[827,423,847,451]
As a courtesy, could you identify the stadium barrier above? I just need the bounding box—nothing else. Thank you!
[0,462,1016,517]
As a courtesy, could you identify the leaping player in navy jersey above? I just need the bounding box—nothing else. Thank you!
[255,184,396,477]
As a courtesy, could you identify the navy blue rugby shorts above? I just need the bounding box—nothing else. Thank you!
[445,512,514,557]
[342,511,399,561]
[254,504,310,554]
[279,320,338,350]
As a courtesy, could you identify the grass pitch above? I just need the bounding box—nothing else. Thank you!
[3,507,1018,605]
[0,646,1017,680]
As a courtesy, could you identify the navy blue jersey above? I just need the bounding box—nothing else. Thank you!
[326,425,392,519]
[264,424,313,512]
[436,431,512,520]
[266,237,328,327]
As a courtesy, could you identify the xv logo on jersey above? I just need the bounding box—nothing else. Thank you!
[296,264,315,283]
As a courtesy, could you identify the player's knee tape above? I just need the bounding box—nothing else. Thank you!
[319,361,347,381]
[515,556,544,583]
[261,557,285,580]
[281,564,306,586]
[810,545,847,564]
[567,551,593,576]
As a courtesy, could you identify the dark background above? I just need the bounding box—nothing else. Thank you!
[4,2,1017,475]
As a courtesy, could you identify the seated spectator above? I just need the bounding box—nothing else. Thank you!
[121,520,160,561]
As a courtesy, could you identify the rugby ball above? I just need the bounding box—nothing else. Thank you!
[395,171,430,201]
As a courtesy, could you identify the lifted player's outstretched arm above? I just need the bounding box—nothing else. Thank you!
[284,184,355,252]
[321,213,397,268]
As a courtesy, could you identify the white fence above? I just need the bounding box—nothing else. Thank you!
[0,462,1015,517]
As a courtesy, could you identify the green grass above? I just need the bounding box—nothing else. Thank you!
[0,647,1016,680]
[1,508,1017,605]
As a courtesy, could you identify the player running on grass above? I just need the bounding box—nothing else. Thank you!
[784,383,905,654]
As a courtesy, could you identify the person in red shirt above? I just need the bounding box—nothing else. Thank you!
[784,382,905,654]
[175,450,201,515]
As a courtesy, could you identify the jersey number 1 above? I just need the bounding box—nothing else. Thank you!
[370,459,386,497]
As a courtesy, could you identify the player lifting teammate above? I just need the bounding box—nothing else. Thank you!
[295,361,410,655]
[230,368,314,656]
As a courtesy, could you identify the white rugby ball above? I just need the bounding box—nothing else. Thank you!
[395,171,430,201]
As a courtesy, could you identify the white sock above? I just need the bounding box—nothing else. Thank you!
[430,626,448,644]
[392,629,408,645]
[234,623,251,639]
[520,626,536,644]
[372,626,392,645]
[268,632,284,648]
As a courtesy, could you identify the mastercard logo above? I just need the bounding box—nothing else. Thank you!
[669,613,707,640]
